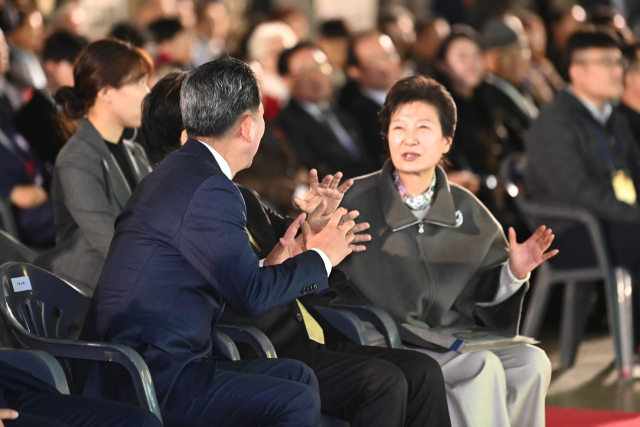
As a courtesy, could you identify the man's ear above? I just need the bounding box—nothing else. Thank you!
[43,60,56,78]
[283,74,294,91]
[238,113,253,142]
[180,129,188,145]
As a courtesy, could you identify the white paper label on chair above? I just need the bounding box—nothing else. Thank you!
[11,276,32,292]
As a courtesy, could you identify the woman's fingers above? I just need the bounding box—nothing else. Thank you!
[330,172,343,189]
[337,178,354,194]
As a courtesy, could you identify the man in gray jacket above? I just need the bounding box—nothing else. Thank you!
[525,29,640,344]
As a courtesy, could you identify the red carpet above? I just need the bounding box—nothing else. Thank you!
[547,407,640,426]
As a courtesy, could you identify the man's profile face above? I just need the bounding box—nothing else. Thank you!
[354,34,401,92]
[287,47,333,104]
[573,47,624,101]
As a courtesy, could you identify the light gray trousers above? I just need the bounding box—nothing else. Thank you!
[365,325,551,427]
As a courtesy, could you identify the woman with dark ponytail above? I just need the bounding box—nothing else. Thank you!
[36,38,153,293]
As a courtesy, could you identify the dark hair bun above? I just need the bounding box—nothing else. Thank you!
[55,86,86,120]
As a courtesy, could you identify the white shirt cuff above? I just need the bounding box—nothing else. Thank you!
[309,248,332,276]
[476,262,529,307]
[259,258,265,268]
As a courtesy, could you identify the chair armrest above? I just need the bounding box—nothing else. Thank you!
[13,332,163,424]
[315,307,369,345]
[0,348,70,394]
[331,304,401,349]
[216,325,277,358]
[215,330,241,361]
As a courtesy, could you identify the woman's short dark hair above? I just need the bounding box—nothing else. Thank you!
[55,38,153,123]
[436,24,483,62]
[379,74,457,147]
[181,57,261,139]
[141,72,186,165]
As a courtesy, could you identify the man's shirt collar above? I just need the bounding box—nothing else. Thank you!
[361,88,387,106]
[197,140,233,180]
[567,86,613,124]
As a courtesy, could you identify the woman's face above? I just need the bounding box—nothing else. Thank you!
[444,37,484,91]
[109,76,150,128]
[388,101,451,176]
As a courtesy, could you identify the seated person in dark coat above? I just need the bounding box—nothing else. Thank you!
[140,71,452,427]
[619,42,640,145]
[525,29,640,346]
[0,360,161,427]
[0,29,54,247]
[13,31,87,168]
[277,43,378,179]
[342,30,402,167]
[79,58,359,427]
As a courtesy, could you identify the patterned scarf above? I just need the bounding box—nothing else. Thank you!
[393,169,436,211]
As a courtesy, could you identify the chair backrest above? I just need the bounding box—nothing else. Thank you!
[0,262,91,342]
[0,230,39,265]
[315,307,369,345]
[499,152,528,200]
[0,197,19,239]
[0,348,70,394]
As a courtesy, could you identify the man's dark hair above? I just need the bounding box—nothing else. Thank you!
[142,72,187,165]
[148,18,184,44]
[624,42,640,72]
[181,57,261,138]
[42,31,88,63]
[110,23,150,48]
[379,74,457,149]
[277,42,319,76]
[346,30,383,68]
[319,19,349,38]
[564,28,620,80]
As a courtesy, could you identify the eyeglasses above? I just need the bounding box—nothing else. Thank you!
[575,58,628,69]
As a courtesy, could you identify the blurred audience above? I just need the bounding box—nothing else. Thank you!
[0,27,54,247]
[517,10,565,106]
[620,42,640,144]
[378,5,416,68]
[192,0,230,66]
[271,6,309,42]
[524,29,640,345]
[277,42,377,179]
[14,31,87,167]
[135,0,177,28]
[411,17,451,77]
[316,19,350,95]
[109,23,152,49]
[342,31,402,166]
[6,8,45,90]
[246,21,297,121]
[548,5,587,77]
[35,39,153,293]
[481,14,538,154]
[148,18,194,70]
[47,0,88,37]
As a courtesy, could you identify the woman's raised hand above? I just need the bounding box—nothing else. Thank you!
[508,226,559,279]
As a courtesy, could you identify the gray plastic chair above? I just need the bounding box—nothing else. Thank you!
[0,262,163,422]
[0,348,69,394]
[501,153,635,379]
[0,196,19,240]
[315,307,369,345]
[0,229,39,265]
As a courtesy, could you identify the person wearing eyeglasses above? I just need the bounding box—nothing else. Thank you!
[525,29,640,348]
[276,43,378,180]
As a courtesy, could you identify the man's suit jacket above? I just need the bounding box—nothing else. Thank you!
[277,99,378,179]
[79,139,329,410]
[35,119,152,293]
[345,90,385,168]
[221,185,352,367]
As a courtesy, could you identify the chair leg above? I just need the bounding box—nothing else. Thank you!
[604,267,635,380]
[559,281,594,370]
[521,264,552,338]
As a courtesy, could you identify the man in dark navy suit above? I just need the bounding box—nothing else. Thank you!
[79,57,358,427]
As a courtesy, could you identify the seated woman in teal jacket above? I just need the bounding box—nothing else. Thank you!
[335,75,557,427]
